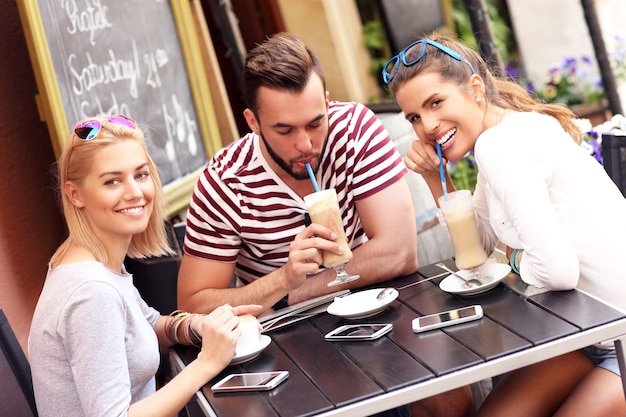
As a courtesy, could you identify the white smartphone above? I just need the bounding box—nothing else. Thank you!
[210,371,289,393]
[412,305,483,333]
[324,323,393,341]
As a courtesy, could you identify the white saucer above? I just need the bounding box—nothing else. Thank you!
[230,335,271,365]
[327,288,398,319]
[439,263,512,296]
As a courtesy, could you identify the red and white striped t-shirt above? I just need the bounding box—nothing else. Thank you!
[185,101,407,283]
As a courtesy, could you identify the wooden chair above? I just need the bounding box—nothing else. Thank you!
[0,308,38,416]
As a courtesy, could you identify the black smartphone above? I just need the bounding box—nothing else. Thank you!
[211,371,289,392]
[324,323,393,341]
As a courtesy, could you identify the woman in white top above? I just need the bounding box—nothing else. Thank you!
[29,115,260,417]
[383,32,626,417]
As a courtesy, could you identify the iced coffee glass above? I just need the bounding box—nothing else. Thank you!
[438,190,490,284]
[304,189,359,287]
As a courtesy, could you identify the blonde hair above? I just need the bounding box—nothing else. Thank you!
[51,116,173,267]
[387,31,583,144]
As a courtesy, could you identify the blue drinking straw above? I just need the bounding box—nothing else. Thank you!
[305,162,320,192]
[436,143,448,201]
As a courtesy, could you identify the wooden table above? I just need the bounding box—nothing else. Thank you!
[170,259,626,417]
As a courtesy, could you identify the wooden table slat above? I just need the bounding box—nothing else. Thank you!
[271,321,384,407]
[444,316,532,361]
[176,346,280,417]
[179,341,335,417]
[398,285,532,362]
[416,258,457,280]
[472,287,579,344]
[387,303,484,375]
[332,337,432,390]
[311,310,434,391]
[530,290,626,329]
[240,341,335,417]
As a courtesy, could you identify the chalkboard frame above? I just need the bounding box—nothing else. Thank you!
[17,0,222,216]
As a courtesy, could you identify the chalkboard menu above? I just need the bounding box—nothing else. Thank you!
[18,0,221,214]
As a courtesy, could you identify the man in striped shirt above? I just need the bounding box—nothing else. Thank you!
[177,32,473,417]
[178,32,417,314]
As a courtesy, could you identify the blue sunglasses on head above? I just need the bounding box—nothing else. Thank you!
[382,39,476,84]
[73,115,137,141]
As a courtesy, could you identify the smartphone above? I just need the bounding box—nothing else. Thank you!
[412,305,483,333]
[211,371,289,393]
[324,323,393,341]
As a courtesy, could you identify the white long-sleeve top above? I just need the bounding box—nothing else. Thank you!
[473,111,626,311]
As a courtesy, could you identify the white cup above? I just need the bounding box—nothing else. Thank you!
[235,315,260,354]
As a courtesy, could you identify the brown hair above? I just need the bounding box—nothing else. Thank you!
[387,32,583,144]
[51,117,173,267]
[243,32,326,115]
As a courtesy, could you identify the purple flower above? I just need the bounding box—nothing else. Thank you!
[583,127,604,165]
[588,139,603,164]
[548,66,561,76]
[524,80,537,95]
[505,66,520,79]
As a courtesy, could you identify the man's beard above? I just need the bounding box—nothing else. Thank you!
[259,131,325,180]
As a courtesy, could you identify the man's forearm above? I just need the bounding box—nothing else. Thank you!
[180,270,290,315]
[346,236,418,284]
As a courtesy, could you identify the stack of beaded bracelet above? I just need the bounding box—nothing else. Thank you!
[509,249,523,274]
[164,310,203,347]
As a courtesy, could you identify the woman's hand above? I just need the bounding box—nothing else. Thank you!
[195,304,262,373]
[404,139,442,179]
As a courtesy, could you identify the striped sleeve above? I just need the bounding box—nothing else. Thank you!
[328,102,407,201]
[184,145,246,262]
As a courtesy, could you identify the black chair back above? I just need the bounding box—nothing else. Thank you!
[602,134,626,196]
[126,221,186,315]
[0,308,38,416]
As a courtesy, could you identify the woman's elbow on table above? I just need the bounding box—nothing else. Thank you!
[522,261,579,291]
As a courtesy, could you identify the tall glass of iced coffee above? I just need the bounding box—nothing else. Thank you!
[304,189,359,286]
[438,190,490,284]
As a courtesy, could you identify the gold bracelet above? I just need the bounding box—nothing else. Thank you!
[163,315,176,344]
[169,311,192,345]
[166,311,180,343]
[188,314,203,347]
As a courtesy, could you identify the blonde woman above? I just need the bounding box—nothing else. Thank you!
[29,115,260,417]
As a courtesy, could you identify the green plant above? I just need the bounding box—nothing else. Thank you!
[610,34,626,86]
[527,56,605,106]
[452,0,516,65]
[360,17,393,101]
[362,20,389,80]
[448,153,478,193]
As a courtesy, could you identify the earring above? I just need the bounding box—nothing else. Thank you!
[476,96,482,102]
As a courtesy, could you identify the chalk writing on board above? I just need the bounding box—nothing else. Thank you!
[37,0,208,185]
